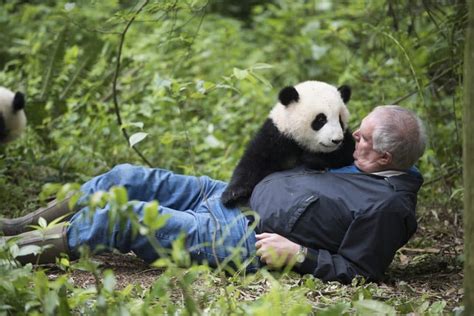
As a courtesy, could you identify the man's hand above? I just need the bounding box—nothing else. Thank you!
[255,233,300,269]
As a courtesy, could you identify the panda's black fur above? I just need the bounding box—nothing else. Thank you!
[221,81,355,208]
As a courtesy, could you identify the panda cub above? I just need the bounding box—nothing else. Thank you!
[221,80,355,208]
[0,86,26,144]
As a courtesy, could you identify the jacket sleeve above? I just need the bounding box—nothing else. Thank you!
[295,198,417,283]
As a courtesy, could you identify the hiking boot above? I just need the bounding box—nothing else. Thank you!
[3,222,71,265]
[0,197,77,236]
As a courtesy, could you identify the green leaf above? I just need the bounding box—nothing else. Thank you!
[189,92,206,99]
[103,270,116,293]
[43,290,59,315]
[129,132,148,147]
[38,217,48,228]
[318,302,351,316]
[9,243,19,258]
[428,300,446,314]
[143,201,162,229]
[59,257,70,268]
[68,193,81,212]
[171,234,190,267]
[233,67,248,80]
[203,81,215,90]
[152,258,172,268]
[215,83,240,93]
[110,187,128,206]
[250,71,272,88]
[40,183,62,202]
[416,300,430,313]
[250,63,274,70]
[57,183,81,201]
[90,191,108,209]
[160,132,174,145]
[121,122,144,130]
[353,299,396,315]
[17,245,42,257]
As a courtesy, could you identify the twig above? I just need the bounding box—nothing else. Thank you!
[400,247,440,254]
[379,30,426,108]
[390,61,462,105]
[423,166,462,186]
[112,0,152,167]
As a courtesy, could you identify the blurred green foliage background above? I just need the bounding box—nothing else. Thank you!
[0,1,467,314]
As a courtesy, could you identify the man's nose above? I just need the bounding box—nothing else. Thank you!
[353,129,360,140]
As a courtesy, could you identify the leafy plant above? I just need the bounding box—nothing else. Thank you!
[0,0,466,314]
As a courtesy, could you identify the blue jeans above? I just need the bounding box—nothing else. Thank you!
[67,164,258,271]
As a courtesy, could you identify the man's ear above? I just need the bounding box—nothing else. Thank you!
[379,151,393,166]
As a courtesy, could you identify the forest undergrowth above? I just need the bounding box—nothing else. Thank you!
[0,0,467,314]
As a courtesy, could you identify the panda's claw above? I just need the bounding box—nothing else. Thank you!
[221,191,236,208]
[221,186,252,208]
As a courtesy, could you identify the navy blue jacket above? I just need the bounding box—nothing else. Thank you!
[249,166,423,283]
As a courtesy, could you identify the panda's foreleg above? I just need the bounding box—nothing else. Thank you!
[221,119,289,208]
[221,143,275,208]
[221,166,261,208]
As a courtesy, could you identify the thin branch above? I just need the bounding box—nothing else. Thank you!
[390,61,462,105]
[166,3,230,270]
[380,31,426,108]
[423,166,462,186]
[112,0,153,167]
[422,0,447,40]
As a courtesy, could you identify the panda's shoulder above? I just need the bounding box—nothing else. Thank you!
[0,87,15,111]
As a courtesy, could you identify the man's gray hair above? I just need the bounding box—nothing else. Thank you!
[371,105,427,170]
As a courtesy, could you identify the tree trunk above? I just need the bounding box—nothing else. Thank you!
[464,0,474,313]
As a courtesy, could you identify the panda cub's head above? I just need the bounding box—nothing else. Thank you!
[0,86,27,144]
[269,80,351,153]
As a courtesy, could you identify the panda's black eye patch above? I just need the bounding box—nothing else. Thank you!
[311,113,327,131]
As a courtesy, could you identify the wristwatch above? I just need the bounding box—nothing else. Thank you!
[295,245,308,264]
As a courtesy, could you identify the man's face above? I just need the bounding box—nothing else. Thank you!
[352,112,389,172]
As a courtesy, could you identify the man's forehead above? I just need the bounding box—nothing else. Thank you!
[360,114,377,139]
[361,113,376,128]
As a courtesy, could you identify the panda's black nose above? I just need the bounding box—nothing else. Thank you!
[332,139,342,145]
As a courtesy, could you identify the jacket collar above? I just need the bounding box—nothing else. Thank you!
[329,164,424,193]
[384,172,424,193]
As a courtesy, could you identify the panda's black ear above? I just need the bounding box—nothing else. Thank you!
[338,85,351,104]
[13,92,25,112]
[278,86,299,106]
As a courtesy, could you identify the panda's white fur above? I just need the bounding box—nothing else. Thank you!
[0,86,27,143]
[269,80,349,153]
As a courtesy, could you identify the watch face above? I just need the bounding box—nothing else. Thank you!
[296,246,307,263]
[296,253,305,263]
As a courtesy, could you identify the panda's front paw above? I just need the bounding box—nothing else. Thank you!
[221,187,251,208]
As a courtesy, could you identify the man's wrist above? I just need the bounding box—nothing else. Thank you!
[295,245,308,264]
[294,248,319,274]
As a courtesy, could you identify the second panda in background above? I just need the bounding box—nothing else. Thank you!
[0,86,26,144]
[221,80,355,208]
